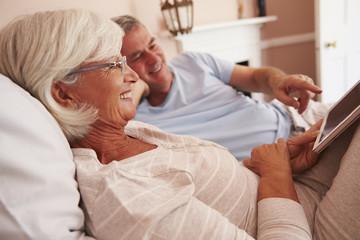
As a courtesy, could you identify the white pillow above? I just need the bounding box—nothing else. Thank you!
[0,74,94,240]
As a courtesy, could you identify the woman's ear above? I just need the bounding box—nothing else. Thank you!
[51,81,76,108]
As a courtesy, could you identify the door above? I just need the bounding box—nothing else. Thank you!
[315,0,360,103]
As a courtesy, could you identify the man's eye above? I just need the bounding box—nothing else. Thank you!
[149,44,157,50]
[132,55,142,62]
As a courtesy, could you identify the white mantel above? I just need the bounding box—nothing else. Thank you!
[175,16,277,67]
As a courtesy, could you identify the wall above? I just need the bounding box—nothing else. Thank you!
[261,0,316,83]
[0,0,315,82]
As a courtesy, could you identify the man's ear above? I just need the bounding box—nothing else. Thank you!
[51,81,76,108]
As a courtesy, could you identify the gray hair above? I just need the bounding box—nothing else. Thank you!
[112,15,143,33]
[0,9,124,142]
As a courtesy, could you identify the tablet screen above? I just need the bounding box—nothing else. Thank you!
[319,82,360,142]
[314,80,360,152]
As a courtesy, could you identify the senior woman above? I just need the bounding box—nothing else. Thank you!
[0,9,359,240]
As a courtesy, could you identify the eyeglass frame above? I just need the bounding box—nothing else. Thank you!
[68,56,127,75]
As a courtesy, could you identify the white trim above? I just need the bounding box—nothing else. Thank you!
[174,17,279,67]
[185,16,278,34]
[261,32,315,50]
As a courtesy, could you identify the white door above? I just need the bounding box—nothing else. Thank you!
[315,0,360,103]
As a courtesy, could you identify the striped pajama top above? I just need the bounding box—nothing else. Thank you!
[73,121,311,240]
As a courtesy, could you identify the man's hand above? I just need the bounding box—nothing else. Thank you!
[131,79,150,107]
[269,74,322,114]
[229,66,322,113]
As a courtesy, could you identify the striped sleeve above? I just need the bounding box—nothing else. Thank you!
[257,198,312,240]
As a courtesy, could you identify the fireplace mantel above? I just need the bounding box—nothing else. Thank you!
[175,16,277,67]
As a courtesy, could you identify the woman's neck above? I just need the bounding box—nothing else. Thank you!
[71,122,156,164]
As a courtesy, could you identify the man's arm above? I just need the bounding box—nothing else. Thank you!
[131,79,150,107]
[228,65,322,113]
[228,65,280,93]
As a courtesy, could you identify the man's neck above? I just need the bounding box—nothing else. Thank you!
[147,75,174,106]
[147,91,168,106]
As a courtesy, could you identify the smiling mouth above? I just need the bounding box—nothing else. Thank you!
[120,92,132,99]
[150,64,161,74]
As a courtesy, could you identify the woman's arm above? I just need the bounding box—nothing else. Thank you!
[243,121,322,201]
[243,138,313,239]
[82,173,310,240]
[244,138,299,202]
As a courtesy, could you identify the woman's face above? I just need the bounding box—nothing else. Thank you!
[66,55,139,126]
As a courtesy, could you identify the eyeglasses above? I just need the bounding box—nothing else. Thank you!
[68,56,127,75]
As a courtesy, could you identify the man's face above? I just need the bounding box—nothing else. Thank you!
[121,24,173,93]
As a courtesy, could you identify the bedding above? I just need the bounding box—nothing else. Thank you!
[0,74,94,239]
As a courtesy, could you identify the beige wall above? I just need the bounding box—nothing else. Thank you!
[0,0,316,82]
[261,0,316,83]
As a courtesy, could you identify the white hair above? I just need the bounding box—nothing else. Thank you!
[0,9,124,142]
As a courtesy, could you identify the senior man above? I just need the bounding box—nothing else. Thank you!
[113,15,328,161]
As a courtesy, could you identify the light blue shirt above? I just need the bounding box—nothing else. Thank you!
[134,52,291,161]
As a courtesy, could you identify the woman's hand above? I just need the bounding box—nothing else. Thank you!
[243,138,291,178]
[287,120,323,173]
[243,121,322,202]
[243,138,299,202]
[243,120,322,176]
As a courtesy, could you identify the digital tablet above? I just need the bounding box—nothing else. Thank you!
[313,79,360,153]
